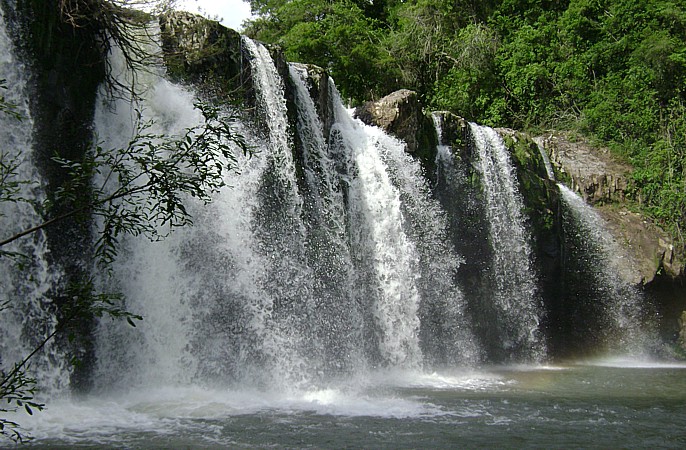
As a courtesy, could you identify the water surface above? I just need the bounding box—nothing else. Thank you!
[15,360,686,448]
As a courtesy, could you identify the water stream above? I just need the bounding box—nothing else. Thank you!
[534,137,657,355]
[558,184,657,355]
[467,123,544,362]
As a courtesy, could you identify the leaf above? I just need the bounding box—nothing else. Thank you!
[24,404,32,415]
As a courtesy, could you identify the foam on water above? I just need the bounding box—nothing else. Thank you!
[7,379,452,442]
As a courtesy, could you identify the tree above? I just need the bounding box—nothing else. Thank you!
[245,0,401,102]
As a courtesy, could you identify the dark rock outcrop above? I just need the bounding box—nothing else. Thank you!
[433,110,467,148]
[159,11,246,98]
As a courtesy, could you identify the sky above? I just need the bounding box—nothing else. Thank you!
[177,0,253,31]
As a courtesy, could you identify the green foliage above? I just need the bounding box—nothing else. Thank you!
[631,98,686,240]
[0,362,44,444]
[246,0,398,102]
[0,80,20,121]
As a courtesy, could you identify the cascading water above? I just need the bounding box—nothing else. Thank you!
[0,7,69,395]
[558,184,656,355]
[373,118,480,367]
[91,31,205,389]
[466,123,544,362]
[533,136,556,181]
[94,34,480,394]
[4,11,686,447]
[288,63,362,375]
[533,138,656,356]
[327,86,424,368]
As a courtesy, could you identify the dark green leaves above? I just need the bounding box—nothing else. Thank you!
[0,364,44,443]
[44,101,250,269]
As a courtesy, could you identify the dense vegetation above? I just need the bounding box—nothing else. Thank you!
[244,0,686,243]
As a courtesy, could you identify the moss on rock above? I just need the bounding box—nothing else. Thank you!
[159,11,244,99]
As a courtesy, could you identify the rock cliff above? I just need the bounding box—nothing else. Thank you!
[537,133,631,205]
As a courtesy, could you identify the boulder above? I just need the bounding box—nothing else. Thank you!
[597,206,682,284]
[354,89,437,157]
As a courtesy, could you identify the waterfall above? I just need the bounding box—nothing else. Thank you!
[375,118,480,367]
[468,123,545,362]
[558,184,656,355]
[288,63,362,374]
[93,34,487,391]
[534,136,656,356]
[0,8,69,395]
[327,82,424,368]
[4,12,672,413]
[91,31,205,389]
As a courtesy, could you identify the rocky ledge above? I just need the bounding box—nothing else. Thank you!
[537,132,684,284]
[354,90,437,173]
[536,132,632,205]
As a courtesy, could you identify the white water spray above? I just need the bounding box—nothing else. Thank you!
[91,32,203,389]
[288,63,363,373]
[328,85,423,368]
[558,184,655,355]
[469,123,544,361]
[0,8,69,395]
